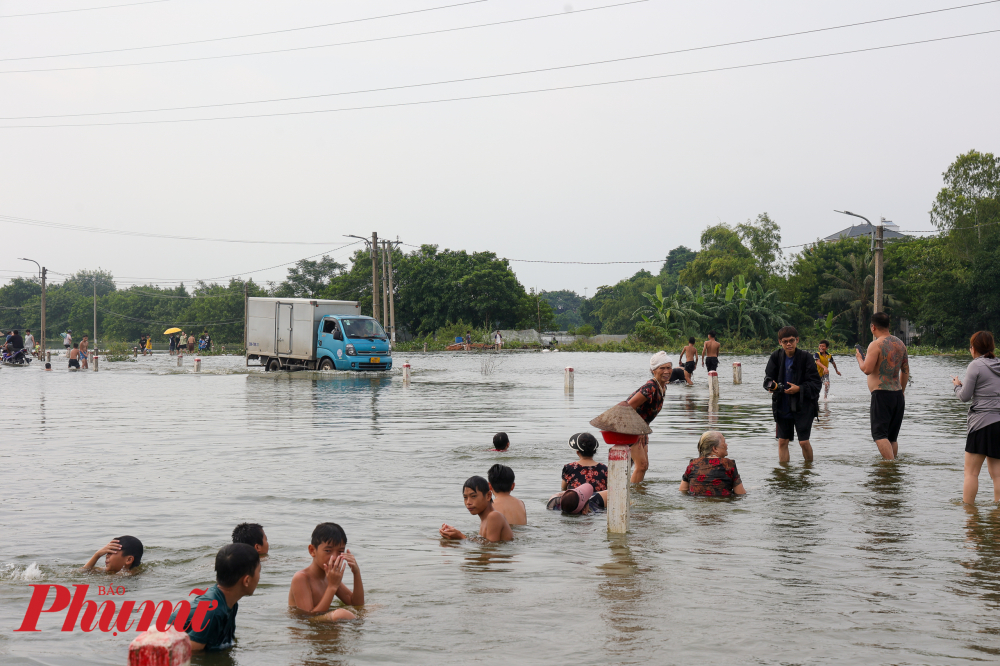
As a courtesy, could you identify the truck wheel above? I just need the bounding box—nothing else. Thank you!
[267,358,282,372]
[319,358,334,371]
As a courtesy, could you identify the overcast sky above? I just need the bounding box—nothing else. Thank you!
[1,0,998,295]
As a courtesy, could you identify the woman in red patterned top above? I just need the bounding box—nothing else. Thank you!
[624,351,671,482]
[680,431,746,497]
[561,433,608,492]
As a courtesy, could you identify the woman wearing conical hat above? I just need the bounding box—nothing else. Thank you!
[623,351,671,483]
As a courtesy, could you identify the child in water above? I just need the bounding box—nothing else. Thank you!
[547,483,608,515]
[488,464,526,525]
[81,536,144,573]
[492,432,510,451]
[440,476,513,542]
[232,522,269,557]
[288,523,362,621]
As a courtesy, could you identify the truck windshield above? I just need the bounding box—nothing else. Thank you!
[342,318,387,341]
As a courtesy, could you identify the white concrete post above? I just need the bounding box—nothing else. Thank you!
[128,627,191,666]
[733,362,742,384]
[92,352,98,372]
[423,342,427,352]
[177,353,183,367]
[45,351,51,363]
[403,360,411,382]
[709,370,719,398]
[194,358,201,373]
[607,444,630,533]
[564,366,574,391]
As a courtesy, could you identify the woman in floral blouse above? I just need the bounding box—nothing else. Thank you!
[680,431,746,497]
[561,432,608,492]
[625,351,671,483]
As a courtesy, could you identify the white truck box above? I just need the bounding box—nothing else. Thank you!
[247,297,360,361]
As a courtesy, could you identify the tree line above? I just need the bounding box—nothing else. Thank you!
[1,150,996,348]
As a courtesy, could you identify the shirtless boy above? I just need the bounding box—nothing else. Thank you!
[81,536,144,573]
[68,342,81,370]
[857,312,909,460]
[487,464,526,525]
[440,476,513,542]
[288,522,363,622]
[678,337,698,385]
[701,332,721,373]
[79,335,89,370]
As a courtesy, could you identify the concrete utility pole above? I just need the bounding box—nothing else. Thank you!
[381,240,389,330]
[873,222,884,313]
[93,280,97,353]
[387,241,396,346]
[371,232,380,319]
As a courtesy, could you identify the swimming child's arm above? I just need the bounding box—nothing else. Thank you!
[335,549,364,606]
[290,556,347,613]
[81,539,120,571]
[439,524,465,540]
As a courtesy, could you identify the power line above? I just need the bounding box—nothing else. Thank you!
[98,307,242,325]
[0,0,648,75]
[0,0,485,62]
[0,213,356,245]
[0,0,173,19]
[6,28,997,129]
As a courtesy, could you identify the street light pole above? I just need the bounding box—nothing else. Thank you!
[345,234,379,319]
[19,258,45,361]
[834,209,883,314]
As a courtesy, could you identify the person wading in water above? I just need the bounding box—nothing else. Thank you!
[624,352,670,483]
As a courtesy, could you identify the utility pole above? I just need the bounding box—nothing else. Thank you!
[19,258,45,360]
[371,232,380,319]
[386,240,396,347]
[93,280,97,353]
[381,240,389,330]
[873,222,884,313]
[244,280,249,361]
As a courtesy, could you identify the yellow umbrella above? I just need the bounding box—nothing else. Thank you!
[164,327,182,335]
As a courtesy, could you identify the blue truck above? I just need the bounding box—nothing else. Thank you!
[245,297,392,371]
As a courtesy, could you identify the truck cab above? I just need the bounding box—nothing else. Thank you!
[317,316,392,371]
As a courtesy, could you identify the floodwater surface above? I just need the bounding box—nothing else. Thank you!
[1,350,997,665]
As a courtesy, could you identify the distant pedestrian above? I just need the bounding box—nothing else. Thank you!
[188,333,196,352]
[764,326,821,463]
[79,335,89,370]
[816,340,841,399]
[24,329,34,356]
[953,331,1000,504]
[494,330,503,350]
[857,312,909,461]
[138,335,146,355]
[679,337,698,384]
[68,342,81,370]
[146,335,153,353]
[169,335,177,355]
[62,330,72,351]
[701,331,721,373]
[464,331,471,351]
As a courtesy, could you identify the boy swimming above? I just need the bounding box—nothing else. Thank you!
[288,522,362,621]
[81,536,143,573]
[171,543,260,651]
[487,464,526,525]
[492,432,510,451]
[440,476,514,542]
[232,522,269,557]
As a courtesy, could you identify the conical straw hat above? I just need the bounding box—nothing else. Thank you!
[589,403,652,435]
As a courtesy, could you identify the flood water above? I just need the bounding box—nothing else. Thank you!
[2,350,998,665]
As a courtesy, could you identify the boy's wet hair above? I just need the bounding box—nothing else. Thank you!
[311,522,347,548]
[708,331,717,338]
[493,432,509,450]
[560,490,580,514]
[688,337,695,344]
[819,339,830,347]
[215,543,260,587]
[44,363,51,369]
[463,475,490,496]
[116,535,143,569]
[487,464,515,493]
[232,523,265,548]
[73,342,79,349]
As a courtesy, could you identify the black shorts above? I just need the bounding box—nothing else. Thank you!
[870,390,905,442]
[68,359,80,369]
[705,357,719,372]
[684,361,697,375]
[775,415,814,441]
[669,368,687,383]
[966,420,1000,458]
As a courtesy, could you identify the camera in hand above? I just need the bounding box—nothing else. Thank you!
[764,377,789,392]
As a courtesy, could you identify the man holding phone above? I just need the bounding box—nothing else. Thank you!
[763,326,822,463]
[857,312,909,460]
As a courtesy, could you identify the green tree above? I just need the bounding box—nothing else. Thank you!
[820,253,902,344]
[678,215,780,288]
[274,255,346,298]
[930,149,1000,248]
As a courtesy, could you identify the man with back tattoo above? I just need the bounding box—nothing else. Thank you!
[856,312,910,460]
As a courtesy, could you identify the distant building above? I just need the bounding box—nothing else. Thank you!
[823,218,909,242]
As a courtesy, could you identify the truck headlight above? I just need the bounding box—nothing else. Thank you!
[385,349,391,357]
[345,344,356,356]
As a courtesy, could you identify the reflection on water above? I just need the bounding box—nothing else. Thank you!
[2,352,999,663]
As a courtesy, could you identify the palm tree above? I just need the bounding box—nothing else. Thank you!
[633,284,701,339]
[744,282,792,338]
[821,253,901,343]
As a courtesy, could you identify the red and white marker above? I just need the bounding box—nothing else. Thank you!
[732,361,742,384]
[403,360,411,382]
[708,370,720,398]
[128,627,191,666]
[564,366,574,391]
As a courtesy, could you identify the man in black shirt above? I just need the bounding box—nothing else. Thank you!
[763,326,822,463]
